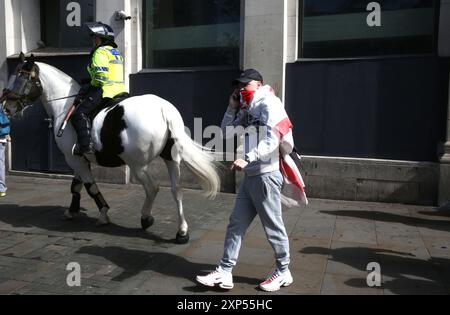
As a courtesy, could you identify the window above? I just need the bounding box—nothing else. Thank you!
[143,0,240,68]
[41,0,96,49]
[300,0,439,58]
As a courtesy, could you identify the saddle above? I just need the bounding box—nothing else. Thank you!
[57,92,131,138]
[89,92,130,120]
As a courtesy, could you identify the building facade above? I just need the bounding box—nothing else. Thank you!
[0,0,449,206]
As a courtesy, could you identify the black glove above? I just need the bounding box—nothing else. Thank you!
[74,84,91,105]
[79,84,93,96]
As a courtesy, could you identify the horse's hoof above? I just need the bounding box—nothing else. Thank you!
[62,210,76,221]
[176,232,190,244]
[69,207,80,214]
[141,216,155,230]
[96,216,111,227]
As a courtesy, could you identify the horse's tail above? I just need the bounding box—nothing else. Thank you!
[162,104,220,199]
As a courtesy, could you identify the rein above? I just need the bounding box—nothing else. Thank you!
[47,95,79,102]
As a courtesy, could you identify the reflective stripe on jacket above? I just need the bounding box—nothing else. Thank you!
[87,45,126,99]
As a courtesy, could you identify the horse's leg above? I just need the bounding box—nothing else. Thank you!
[68,175,83,215]
[85,180,110,226]
[132,165,159,230]
[63,156,110,226]
[63,176,83,220]
[164,159,189,244]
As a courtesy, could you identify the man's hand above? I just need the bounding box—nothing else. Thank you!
[229,89,240,110]
[231,159,248,172]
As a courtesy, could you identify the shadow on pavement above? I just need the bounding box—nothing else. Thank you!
[76,245,261,292]
[301,246,450,294]
[321,210,450,233]
[418,208,450,218]
[0,204,175,244]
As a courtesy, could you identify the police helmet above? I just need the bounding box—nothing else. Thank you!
[85,22,115,42]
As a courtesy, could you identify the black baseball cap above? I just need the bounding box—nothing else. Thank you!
[232,69,264,85]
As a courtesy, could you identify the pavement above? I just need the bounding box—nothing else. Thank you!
[0,175,449,295]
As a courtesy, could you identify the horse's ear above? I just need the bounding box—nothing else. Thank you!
[28,54,35,64]
[19,52,26,63]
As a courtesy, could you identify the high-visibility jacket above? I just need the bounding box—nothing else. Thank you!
[87,45,126,99]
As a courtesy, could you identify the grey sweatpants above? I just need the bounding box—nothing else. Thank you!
[0,142,6,193]
[219,170,290,273]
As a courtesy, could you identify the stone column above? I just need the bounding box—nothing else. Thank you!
[236,0,298,191]
[0,0,40,92]
[243,0,289,100]
[0,0,40,178]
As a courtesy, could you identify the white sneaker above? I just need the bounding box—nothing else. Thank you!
[259,269,293,292]
[196,267,234,290]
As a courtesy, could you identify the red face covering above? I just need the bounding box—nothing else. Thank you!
[240,89,256,108]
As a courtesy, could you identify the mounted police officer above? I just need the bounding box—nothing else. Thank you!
[72,22,127,156]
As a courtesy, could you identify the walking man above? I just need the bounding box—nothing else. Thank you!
[196,69,296,292]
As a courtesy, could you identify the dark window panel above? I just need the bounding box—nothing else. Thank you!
[152,0,240,28]
[304,0,436,17]
[153,47,239,68]
[144,0,240,68]
[303,36,434,58]
[300,0,438,58]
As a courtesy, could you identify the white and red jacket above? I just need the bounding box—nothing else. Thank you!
[221,85,308,207]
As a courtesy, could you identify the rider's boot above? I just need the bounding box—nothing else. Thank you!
[72,113,94,157]
[72,142,94,157]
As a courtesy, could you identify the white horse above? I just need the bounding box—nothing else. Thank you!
[2,53,220,244]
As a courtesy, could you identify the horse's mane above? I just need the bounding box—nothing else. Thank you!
[35,62,79,87]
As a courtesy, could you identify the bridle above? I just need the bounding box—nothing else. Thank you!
[1,65,44,115]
